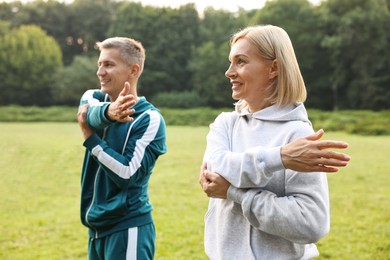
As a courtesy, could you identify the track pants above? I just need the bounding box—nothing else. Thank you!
[88,223,155,260]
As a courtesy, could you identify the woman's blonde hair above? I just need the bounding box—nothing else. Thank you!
[231,25,306,108]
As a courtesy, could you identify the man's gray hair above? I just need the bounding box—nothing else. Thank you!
[96,37,145,73]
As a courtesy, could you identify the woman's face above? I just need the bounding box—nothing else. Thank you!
[225,37,277,112]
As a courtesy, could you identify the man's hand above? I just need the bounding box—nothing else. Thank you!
[199,162,231,199]
[77,104,93,140]
[106,82,136,122]
[281,129,351,172]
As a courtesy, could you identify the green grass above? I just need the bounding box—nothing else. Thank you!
[0,123,389,259]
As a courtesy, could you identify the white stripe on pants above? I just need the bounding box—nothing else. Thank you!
[126,227,138,260]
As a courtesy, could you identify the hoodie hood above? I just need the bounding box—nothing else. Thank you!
[235,102,311,125]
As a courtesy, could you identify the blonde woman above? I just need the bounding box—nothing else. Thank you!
[199,25,350,259]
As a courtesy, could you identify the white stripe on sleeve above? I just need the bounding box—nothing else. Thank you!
[91,110,161,179]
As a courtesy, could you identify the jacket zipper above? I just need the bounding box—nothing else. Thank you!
[85,126,108,239]
[85,167,100,238]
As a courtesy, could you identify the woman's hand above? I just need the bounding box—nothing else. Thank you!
[199,162,231,199]
[281,129,351,172]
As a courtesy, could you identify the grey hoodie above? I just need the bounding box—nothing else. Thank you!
[203,103,330,260]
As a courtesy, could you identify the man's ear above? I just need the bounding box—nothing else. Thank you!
[269,59,278,79]
[130,64,141,78]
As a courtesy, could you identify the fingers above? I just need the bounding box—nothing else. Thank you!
[311,157,349,168]
[118,98,136,111]
[77,104,93,139]
[77,104,89,123]
[107,88,136,122]
[203,170,222,183]
[319,149,351,162]
[306,165,340,173]
[317,140,349,150]
[119,82,131,97]
[199,162,208,187]
[306,129,324,141]
[116,106,135,122]
[201,162,207,171]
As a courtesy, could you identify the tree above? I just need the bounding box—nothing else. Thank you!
[321,0,390,110]
[108,2,200,98]
[52,55,99,106]
[189,8,250,107]
[0,25,62,105]
[9,0,72,63]
[251,0,334,109]
[67,0,117,63]
[189,41,233,107]
[199,7,248,46]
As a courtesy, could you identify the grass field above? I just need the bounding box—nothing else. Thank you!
[0,123,389,260]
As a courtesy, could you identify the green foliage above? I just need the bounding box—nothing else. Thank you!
[109,2,200,99]
[0,124,389,259]
[0,20,10,36]
[200,7,248,46]
[0,25,62,106]
[8,0,74,64]
[52,55,100,106]
[151,91,207,108]
[190,8,250,107]
[189,41,233,107]
[308,109,390,136]
[0,0,389,110]
[252,0,335,109]
[0,106,77,122]
[68,0,115,52]
[160,107,228,126]
[1,106,390,136]
[320,0,390,110]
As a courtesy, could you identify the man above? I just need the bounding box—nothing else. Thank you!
[77,37,167,260]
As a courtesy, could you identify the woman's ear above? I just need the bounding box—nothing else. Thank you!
[269,59,278,79]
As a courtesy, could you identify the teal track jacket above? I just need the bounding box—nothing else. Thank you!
[79,90,167,238]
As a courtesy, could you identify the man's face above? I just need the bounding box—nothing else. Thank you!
[96,48,131,101]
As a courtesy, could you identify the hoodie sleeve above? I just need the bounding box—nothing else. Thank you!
[203,112,285,188]
[227,170,330,244]
[222,118,330,244]
[79,89,113,131]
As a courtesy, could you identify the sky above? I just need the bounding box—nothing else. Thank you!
[1,0,323,13]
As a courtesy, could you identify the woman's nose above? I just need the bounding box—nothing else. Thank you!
[225,65,236,78]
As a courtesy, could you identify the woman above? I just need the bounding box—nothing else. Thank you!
[199,25,346,259]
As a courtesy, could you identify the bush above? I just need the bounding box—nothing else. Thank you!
[308,109,390,136]
[160,107,228,126]
[0,106,77,122]
[0,106,389,136]
[151,91,207,108]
